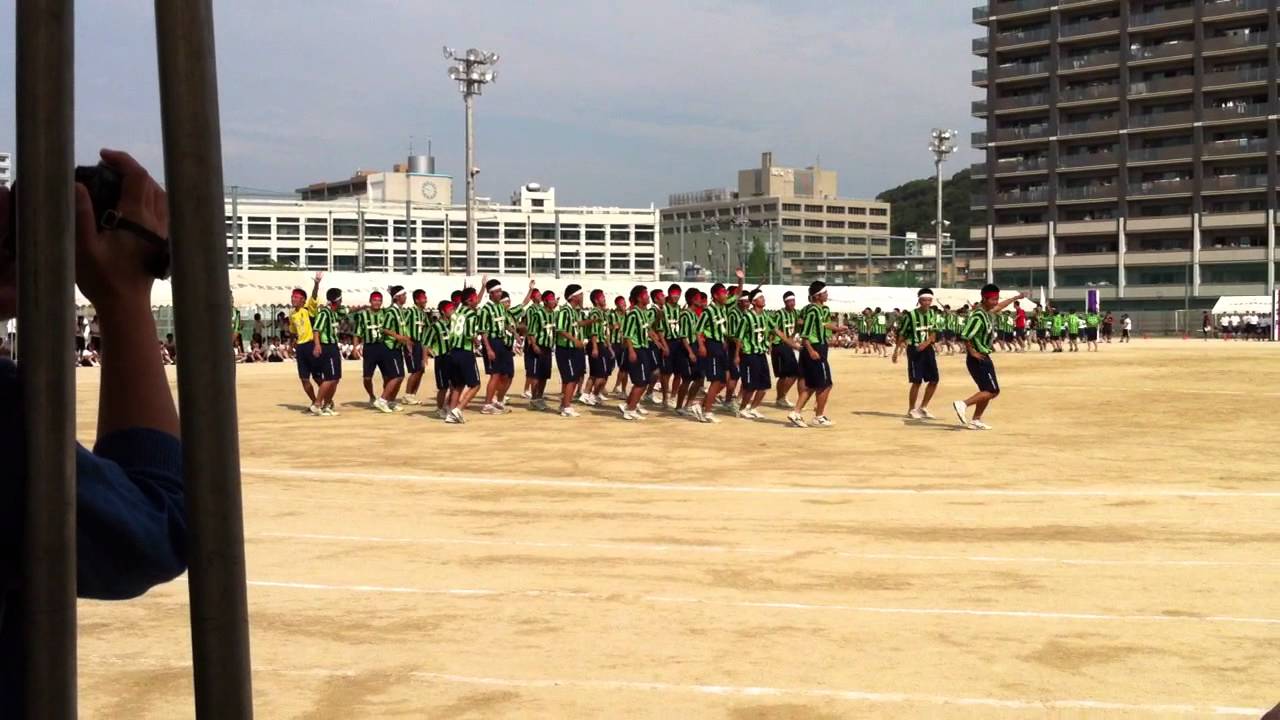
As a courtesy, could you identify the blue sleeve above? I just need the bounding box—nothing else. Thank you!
[76,429,187,600]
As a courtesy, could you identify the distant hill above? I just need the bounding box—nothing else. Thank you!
[876,169,974,246]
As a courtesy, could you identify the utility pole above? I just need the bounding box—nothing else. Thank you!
[229,185,240,269]
[929,128,957,289]
[404,195,413,274]
[444,47,499,277]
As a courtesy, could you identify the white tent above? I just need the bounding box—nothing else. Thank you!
[1211,294,1275,315]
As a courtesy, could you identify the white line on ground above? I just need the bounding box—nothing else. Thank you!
[253,531,1280,569]
[243,467,1280,499]
[245,579,1280,626]
[79,655,1267,716]
[1020,382,1280,398]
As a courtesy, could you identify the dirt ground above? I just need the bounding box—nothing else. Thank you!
[73,338,1280,719]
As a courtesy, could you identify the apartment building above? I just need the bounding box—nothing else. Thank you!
[0,151,11,189]
[971,0,1279,305]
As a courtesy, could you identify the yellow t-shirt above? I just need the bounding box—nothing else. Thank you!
[290,298,319,343]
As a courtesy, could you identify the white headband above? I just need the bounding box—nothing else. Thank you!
[489,283,502,293]
[568,290,583,299]
[392,289,407,298]
[918,293,934,301]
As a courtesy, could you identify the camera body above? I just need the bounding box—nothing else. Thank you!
[2,163,171,280]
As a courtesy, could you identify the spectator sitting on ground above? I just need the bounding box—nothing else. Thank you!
[0,150,187,710]
[159,340,174,365]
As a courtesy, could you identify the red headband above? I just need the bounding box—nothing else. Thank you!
[291,289,306,299]
[370,291,383,300]
[442,301,456,313]
[982,290,999,300]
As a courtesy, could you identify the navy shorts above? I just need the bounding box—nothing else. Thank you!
[434,351,453,391]
[611,343,625,370]
[555,345,586,384]
[525,345,553,380]
[741,353,772,391]
[648,343,666,380]
[906,346,939,384]
[627,346,654,387]
[296,342,320,380]
[363,342,405,380]
[589,344,611,379]
[699,339,727,382]
[404,343,425,374]
[966,354,1000,394]
[483,336,515,376]
[448,348,480,389]
[1085,328,1098,341]
[799,343,832,390]
[725,341,741,380]
[656,342,673,375]
[771,345,799,379]
[298,343,341,382]
[670,341,694,380]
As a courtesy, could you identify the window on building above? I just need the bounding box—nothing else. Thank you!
[478,225,500,240]
[533,257,556,274]
[804,205,823,213]
[477,251,500,270]
[610,254,631,271]
[870,208,888,216]
[783,251,801,258]
[561,255,582,272]
[826,220,845,228]
[247,222,272,236]
[804,235,824,244]
[392,221,411,239]
[586,229,606,241]
[1201,262,1267,284]
[585,252,606,270]
[275,250,300,266]
[332,219,358,237]
[1129,265,1188,285]
[276,221,299,237]
[762,203,778,212]
[828,237,848,244]
[804,219,823,228]
[531,198,545,208]
[870,223,888,231]
[635,257,654,271]
[849,207,867,215]
[782,203,801,211]
[635,230,654,244]
[447,253,468,272]
[305,250,328,268]
[505,225,527,240]
[364,220,388,239]
[849,222,867,230]
[532,223,556,240]
[803,251,824,257]
[333,255,357,271]
[782,234,802,243]
[560,224,582,240]
[392,250,411,269]
[422,251,443,270]
[826,206,846,214]
[662,213,676,222]
[423,223,444,239]
[781,218,801,227]
[609,228,631,241]
[504,255,527,272]
[247,247,271,265]
[871,237,889,246]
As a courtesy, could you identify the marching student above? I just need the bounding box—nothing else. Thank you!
[425,300,453,418]
[872,307,888,357]
[287,271,323,414]
[645,288,669,406]
[734,289,793,419]
[519,288,543,400]
[892,287,940,419]
[1013,300,1028,352]
[723,290,749,409]
[309,287,347,416]
[657,284,685,408]
[477,278,517,415]
[770,291,801,408]
[609,295,630,398]
[789,281,847,428]
[1052,307,1067,352]
[672,287,702,415]
[554,284,595,417]
[694,283,735,423]
[1066,308,1081,352]
[619,285,661,421]
[583,289,615,406]
[352,290,409,413]
[525,290,558,411]
[952,284,1027,431]
[400,289,430,405]
[1085,306,1101,352]
[444,287,483,424]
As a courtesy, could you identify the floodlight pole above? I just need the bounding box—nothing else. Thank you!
[930,129,957,289]
[444,47,499,277]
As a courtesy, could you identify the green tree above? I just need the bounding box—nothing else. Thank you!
[745,237,770,284]
[876,169,974,246]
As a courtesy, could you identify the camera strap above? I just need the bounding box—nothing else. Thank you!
[100,209,168,250]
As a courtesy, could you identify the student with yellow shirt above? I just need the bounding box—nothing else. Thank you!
[288,271,324,413]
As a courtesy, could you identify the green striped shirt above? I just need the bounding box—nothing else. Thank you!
[679,307,700,343]
[769,308,799,346]
[726,305,745,342]
[478,301,511,338]
[313,305,346,345]
[662,304,684,339]
[1086,312,1100,328]
[897,308,935,348]
[698,302,731,343]
[800,303,832,345]
[402,305,429,343]
[587,308,611,344]
[554,304,585,348]
[448,306,480,352]
[424,316,448,356]
[736,310,772,355]
[621,307,650,347]
[352,308,392,345]
[961,309,995,354]
[526,305,556,347]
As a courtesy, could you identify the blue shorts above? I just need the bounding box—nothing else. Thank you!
[448,348,480,389]
[588,344,611,379]
[670,340,694,380]
[525,344,553,380]
[741,353,771,391]
[699,339,727,382]
[725,341,741,380]
[404,343,425,374]
[799,343,832,390]
[906,346,939,384]
[363,342,404,380]
[648,343,665,381]
[771,345,799,379]
[483,336,515,377]
[627,346,654,387]
[555,346,586,384]
[297,342,341,382]
[434,351,453,391]
[966,354,1000,394]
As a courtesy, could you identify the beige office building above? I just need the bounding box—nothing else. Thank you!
[659,152,891,282]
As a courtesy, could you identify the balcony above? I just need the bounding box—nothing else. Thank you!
[1203,0,1270,18]
[1129,178,1194,197]
[1059,150,1118,169]
[994,124,1051,142]
[1203,103,1269,122]
[992,188,1050,206]
[1202,33,1269,55]
[1060,83,1121,103]
[985,0,1053,18]
[1129,110,1195,129]
[1127,145,1194,163]
[1203,137,1269,157]
[1058,117,1120,137]
[1201,174,1269,192]
[971,162,989,178]
[972,100,989,116]
[973,4,989,21]
[1128,75,1195,97]
[994,26,1052,48]
[990,156,1049,175]
[973,131,989,146]
[973,37,990,54]
[994,92,1050,111]
[973,68,989,85]
[1129,4,1196,29]
[971,194,989,208]
[1060,51,1121,72]
[995,61,1050,80]
[1059,16,1121,40]
[1128,42,1194,63]
[1058,184,1118,201]
[1202,67,1270,89]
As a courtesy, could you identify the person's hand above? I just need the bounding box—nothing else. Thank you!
[0,187,14,318]
[808,348,819,361]
[590,346,599,358]
[575,338,585,350]
[687,349,696,363]
[891,352,898,364]
[735,268,744,281]
[628,348,637,364]
[75,149,169,310]
[312,343,321,358]
[313,271,324,284]
[697,345,707,359]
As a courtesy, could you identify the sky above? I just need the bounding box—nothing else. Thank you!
[0,0,980,207]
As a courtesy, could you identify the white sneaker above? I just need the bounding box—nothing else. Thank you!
[308,404,322,416]
[436,407,449,420]
[689,404,705,422]
[737,408,754,420]
[493,401,512,414]
[390,402,404,413]
[634,406,649,416]
[700,412,721,424]
[675,407,690,417]
[319,407,336,417]
[521,390,533,399]
[748,409,765,420]
[618,404,638,421]
[919,408,936,420]
[560,407,580,418]
[401,394,419,406]
[969,419,992,431]
[787,412,807,428]
[481,404,501,415]
[952,400,968,426]
[449,407,466,424]
[322,402,339,416]
[813,415,834,427]
[373,398,393,414]
[501,395,510,405]
[444,413,460,424]
[775,398,794,409]
[907,408,924,420]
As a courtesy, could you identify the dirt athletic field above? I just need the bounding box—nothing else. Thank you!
[74,338,1279,718]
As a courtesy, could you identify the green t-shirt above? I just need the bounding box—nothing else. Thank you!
[447,306,480,352]
[587,307,610,344]
[352,308,393,346]
[1086,312,1100,328]
[526,305,556,347]
[1052,314,1066,332]
[1067,314,1081,333]
[662,304,684,339]
[621,306,650,348]
[699,302,731,343]
[312,305,347,345]
[897,308,935,348]
[477,300,511,339]
[735,310,773,355]
[424,316,449,356]
[554,304,585,348]
[770,308,799,345]
[961,309,995,354]
[800,303,832,345]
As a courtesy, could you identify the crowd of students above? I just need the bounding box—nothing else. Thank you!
[1205,311,1273,340]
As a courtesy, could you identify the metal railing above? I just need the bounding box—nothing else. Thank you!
[1130,4,1196,28]
[1202,66,1270,88]
[1061,51,1121,70]
[1203,137,1269,156]
[994,92,1050,110]
[973,37,990,53]
[1203,0,1270,17]
[1201,174,1270,192]
[986,0,1053,17]
[972,99,989,115]
[992,188,1050,205]
[1129,178,1195,196]
[995,61,1050,79]
[1059,151,1118,168]
[1129,42,1195,62]
[15,0,254,717]
[1202,33,1269,53]
[993,26,1052,47]
[991,156,1049,174]
[1128,75,1196,96]
[1059,16,1121,38]
[1129,110,1195,129]
[1058,184,1118,201]
[972,130,989,146]
[973,68,989,84]
[1058,117,1120,136]
[994,124,1051,142]
[1060,83,1120,103]
[1128,145,1194,162]
[1203,102,1269,121]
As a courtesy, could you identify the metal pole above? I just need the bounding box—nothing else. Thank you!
[865,236,872,286]
[553,209,561,280]
[404,195,412,274]
[465,91,477,276]
[154,1,254,717]
[17,0,77,716]
[679,222,685,278]
[935,159,944,289]
[356,195,364,273]
[230,185,239,269]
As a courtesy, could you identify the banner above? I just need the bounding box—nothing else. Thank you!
[1086,288,1100,314]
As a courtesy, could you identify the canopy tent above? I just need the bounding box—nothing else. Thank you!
[1211,294,1275,315]
[78,269,1012,315]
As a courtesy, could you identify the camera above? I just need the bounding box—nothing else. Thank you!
[2,163,171,280]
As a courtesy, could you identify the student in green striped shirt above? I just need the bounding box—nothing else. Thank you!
[692,282,736,423]
[553,284,598,417]
[349,292,403,412]
[444,286,484,424]
[425,300,453,418]
[657,283,686,409]
[608,295,630,398]
[670,287,702,415]
[525,290,558,411]
[583,289,616,406]
[1084,307,1101,352]
[769,292,801,408]
[618,285,661,421]
[519,290,544,400]
[789,281,848,428]
[723,291,750,409]
[733,290,794,420]
[400,289,431,406]
[952,284,1026,431]
[478,278,536,414]
[891,288,940,420]
[308,287,348,416]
